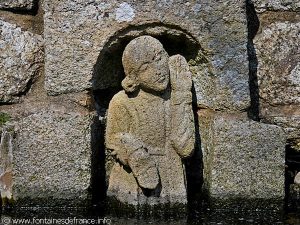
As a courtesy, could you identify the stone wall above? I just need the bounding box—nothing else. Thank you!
[43,0,250,111]
[0,20,43,103]
[251,1,300,141]
[13,109,92,204]
[0,0,298,209]
[0,1,94,206]
[250,0,300,206]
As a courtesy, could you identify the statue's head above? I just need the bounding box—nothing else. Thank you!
[122,36,169,93]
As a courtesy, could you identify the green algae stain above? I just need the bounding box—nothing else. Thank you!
[0,112,10,126]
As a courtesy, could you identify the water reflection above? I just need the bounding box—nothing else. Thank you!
[1,205,300,225]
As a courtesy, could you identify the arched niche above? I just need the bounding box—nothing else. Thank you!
[92,23,201,110]
[90,23,203,204]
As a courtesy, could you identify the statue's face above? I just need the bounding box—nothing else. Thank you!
[137,48,170,92]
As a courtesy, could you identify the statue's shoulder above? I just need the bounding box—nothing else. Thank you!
[109,90,131,107]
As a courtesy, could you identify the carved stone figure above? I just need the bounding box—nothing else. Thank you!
[105,36,195,206]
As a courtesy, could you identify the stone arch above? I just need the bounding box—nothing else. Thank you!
[92,22,202,92]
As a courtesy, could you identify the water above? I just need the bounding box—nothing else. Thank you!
[1,204,300,225]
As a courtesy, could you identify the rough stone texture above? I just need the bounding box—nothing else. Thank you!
[12,109,92,203]
[0,20,43,103]
[105,36,195,206]
[254,18,300,138]
[254,21,300,106]
[259,104,300,140]
[252,0,300,12]
[44,0,249,111]
[199,111,286,200]
[252,8,300,204]
[0,126,13,204]
[0,0,35,10]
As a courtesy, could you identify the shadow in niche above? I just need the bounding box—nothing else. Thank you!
[246,0,260,121]
[285,141,300,210]
[90,88,120,206]
[90,26,203,211]
[186,83,204,217]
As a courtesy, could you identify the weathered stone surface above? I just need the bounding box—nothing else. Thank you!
[44,0,249,111]
[199,111,286,200]
[259,105,300,139]
[252,0,300,12]
[255,21,300,106]
[0,126,13,205]
[254,20,300,134]
[105,36,195,206]
[0,0,35,10]
[254,20,300,137]
[12,109,92,203]
[0,20,43,103]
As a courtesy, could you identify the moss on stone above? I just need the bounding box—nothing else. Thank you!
[0,112,10,126]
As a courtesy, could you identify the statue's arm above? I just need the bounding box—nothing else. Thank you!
[105,95,160,189]
[105,96,134,166]
[169,55,195,158]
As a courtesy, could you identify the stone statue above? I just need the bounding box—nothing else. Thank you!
[105,35,195,206]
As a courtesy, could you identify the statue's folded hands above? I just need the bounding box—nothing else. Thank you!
[108,132,160,190]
